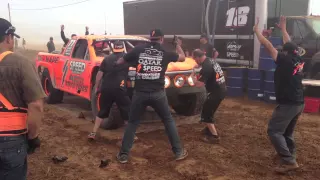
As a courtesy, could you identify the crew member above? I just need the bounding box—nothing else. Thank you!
[0,18,46,179]
[200,34,215,58]
[60,25,89,47]
[116,29,188,163]
[47,37,55,53]
[88,41,131,140]
[191,49,226,144]
[177,36,189,57]
[254,16,304,174]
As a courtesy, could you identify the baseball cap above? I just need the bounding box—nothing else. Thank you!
[113,41,125,53]
[282,42,298,54]
[150,29,164,39]
[0,18,20,39]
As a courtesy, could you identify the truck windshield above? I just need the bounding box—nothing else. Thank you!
[308,19,320,34]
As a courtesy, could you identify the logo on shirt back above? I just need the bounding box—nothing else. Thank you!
[293,62,304,75]
[136,48,164,80]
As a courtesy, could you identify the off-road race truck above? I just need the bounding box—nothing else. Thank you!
[36,35,206,129]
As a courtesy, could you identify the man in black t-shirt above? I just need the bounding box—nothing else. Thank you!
[115,29,188,163]
[191,49,226,144]
[254,16,304,174]
[88,41,131,140]
[200,34,216,58]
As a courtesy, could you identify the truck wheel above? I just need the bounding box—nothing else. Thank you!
[90,84,124,130]
[172,92,206,116]
[41,69,64,104]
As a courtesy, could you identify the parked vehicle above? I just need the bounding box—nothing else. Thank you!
[36,35,206,129]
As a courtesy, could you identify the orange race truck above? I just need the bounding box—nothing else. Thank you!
[36,35,206,129]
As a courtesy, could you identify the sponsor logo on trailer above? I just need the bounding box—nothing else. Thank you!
[226,41,242,59]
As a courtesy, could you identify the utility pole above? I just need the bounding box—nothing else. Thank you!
[8,3,12,23]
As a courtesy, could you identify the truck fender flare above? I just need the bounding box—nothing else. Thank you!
[36,62,57,88]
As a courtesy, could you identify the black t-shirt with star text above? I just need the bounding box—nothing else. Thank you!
[199,57,227,95]
[123,42,179,92]
[274,52,304,104]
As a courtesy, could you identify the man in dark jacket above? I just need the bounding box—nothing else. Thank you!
[254,16,304,174]
[47,37,55,53]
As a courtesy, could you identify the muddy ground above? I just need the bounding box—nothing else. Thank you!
[20,50,320,180]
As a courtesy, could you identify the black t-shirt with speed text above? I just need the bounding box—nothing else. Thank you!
[200,43,214,58]
[199,57,227,95]
[274,52,304,105]
[123,42,179,92]
[99,52,129,90]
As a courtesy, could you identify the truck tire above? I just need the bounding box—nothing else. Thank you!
[90,84,124,130]
[172,92,206,116]
[41,69,64,104]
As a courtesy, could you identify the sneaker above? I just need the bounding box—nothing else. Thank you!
[175,149,188,161]
[200,135,220,144]
[274,162,299,174]
[88,132,96,141]
[116,153,129,164]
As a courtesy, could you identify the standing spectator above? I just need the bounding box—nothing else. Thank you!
[14,38,18,50]
[22,38,26,50]
[0,17,45,180]
[254,16,304,174]
[177,36,189,57]
[47,37,55,53]
[199,34,215,58]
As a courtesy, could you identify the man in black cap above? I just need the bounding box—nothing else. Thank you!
[0,18,46,179]
[47,37,55,53]
[88,41,131,140]
[200,33,217,59]
[254,16,305,174]
[115,29,188,163]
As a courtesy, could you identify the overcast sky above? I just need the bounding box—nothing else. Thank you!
[1,0,320,47]
[0,0,132,46]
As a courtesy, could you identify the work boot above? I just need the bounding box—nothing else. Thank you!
[116,153,129,164]
[175,149,188,161]
[274,162,299,174]
[200,134,220,144]
[88,132,96,141]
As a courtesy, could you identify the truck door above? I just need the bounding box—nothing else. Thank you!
[62,39,92,99]
[287,18,317,74]
[53,39,76,91]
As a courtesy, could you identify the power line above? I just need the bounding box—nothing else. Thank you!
[11,0,94,11]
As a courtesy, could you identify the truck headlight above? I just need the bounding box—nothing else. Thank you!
[187,76,195,86]
[174,75,185,88]
[164,76,171,88]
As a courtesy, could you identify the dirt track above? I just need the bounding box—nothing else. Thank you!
[21,50,320,180]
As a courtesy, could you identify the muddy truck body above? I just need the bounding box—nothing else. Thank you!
[36,35,206,130]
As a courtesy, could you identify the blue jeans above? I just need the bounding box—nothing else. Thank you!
[120,90,183,156]
[0,136,27,180]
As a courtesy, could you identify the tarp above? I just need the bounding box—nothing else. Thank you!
[167,57,198,72]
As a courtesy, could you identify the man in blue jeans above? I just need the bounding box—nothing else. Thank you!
[0,18,45,179]
[115,29,188,163]
[254,16,305,174]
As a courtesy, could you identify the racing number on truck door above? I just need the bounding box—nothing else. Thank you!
[63,39,92,99]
